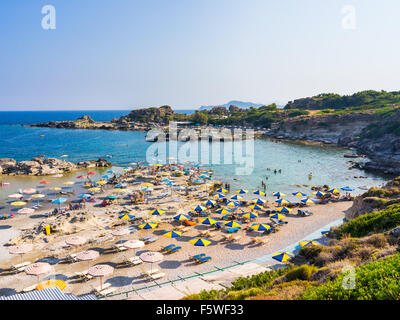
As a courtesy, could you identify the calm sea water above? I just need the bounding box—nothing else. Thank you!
[0,110,387,205]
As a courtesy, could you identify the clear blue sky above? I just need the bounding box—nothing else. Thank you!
[1,0,399,110]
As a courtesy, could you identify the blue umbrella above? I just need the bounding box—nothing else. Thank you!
[199,175,209,179]
[341,186,355,191]
[162,179,172,182]
[106,170,115,174]
[102,175,112,179]
[115,183,127,188]
[77,194,91,199]
[52,198,67,204]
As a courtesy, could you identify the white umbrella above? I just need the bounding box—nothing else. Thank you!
[65,236,87,254]
[88,264,114,291]
[9,244,33,263]
[24,262,51,282]
[139,251,163,272]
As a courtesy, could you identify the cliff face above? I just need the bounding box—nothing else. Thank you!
[120,106,175,125]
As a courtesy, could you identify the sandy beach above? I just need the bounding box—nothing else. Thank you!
[0,167,352,298]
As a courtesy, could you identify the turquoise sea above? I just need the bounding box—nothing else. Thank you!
[0,110,388,204]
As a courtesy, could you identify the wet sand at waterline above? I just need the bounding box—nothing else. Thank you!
[0,175,351,297]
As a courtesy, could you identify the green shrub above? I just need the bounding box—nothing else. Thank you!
[229,267,289,291]
[182,289,225,300]
[286,265,318,281]
[301,254,400,300]
[299,246,323,262]
[225,288,264,300]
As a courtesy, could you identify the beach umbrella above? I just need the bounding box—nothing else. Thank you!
[88,264,114,291]
[272,252,294,263]
[231,195,243,201]
[212,193,225,199]
[292,192,307,197]
[149,209,165,216]
[272,192,286,197]
[200,218,217,225]
[112,228,130,237]
[301,198,317,205]
[39,180,51,184]
[328,188,340,194]
[52,198,67,211]
[65,236,87,253]
[224,220,242,228]
[23,188,37,194]
[36,279,66,291]
[299,240,320,247]
[8,193,23,199]
[10,201,27,206]
[275,198,290,205]
[31,194,45,199]
[77,193,91,199]
[226,201,240,208]
[312,191,325,197]
[251,198,266,205]
[50,187,61,191]
[139,251,163,272]
[141,187,153,192]
[276,207,291,214]
[216,188,228,193]
[235,189,248,194]
[102,175,112,179]
[193,205,206,212]
[24,262,51,281]
[321,231,329,237]
[269,213,287,220]
[61,155,68,158]
[138,222,157,229]
[215,208,232,215]
[87,172,96,175]
[249,223,271,232]
[76,175,86,179]
[113,188,126,194]
[162,230,182,238]
[162,179,172,183]
[96,181,107,185]
[203,199,216,206]
[341,186,354,191]
[9,244,33,263]
[63,181,75,185]
[198,175,209,179]
[189,238,211,247]
[115,183,127,188]
[142,183,154,187]
[88,187,101,192]
[118,214,135,220]
[123,240,145,251]
[76,250,99,262]
[17,208,35,214]
[248,204,263,210]
[253,190,266,196]
[173,214,189,221]
[106,170,115,174]
[241,212,258,219]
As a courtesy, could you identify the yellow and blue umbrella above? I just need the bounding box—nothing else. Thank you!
[163,230,182,238]
[10,201,27,206]
[224,220,242,228]
[194,205,206,212]
[138,222,157,229]
[235,189,248,194]
[173,214,189,221]
[189,238,211,247]
[226,201,240,207]
[200,218,217,225]
[252,198,266,205]
[203,199,216,206]
[88,187,101,192]
[292,192,307,197]
[215,208,232,215]
[321,231,329,237]
[250,223,270,232]
[299,240,320,247]
[253,190,266,196]
[212,193,226,199]
[272,252,294,263]
[312,191,325,197]
[272,192,286,197]
[241,212,258,219]
[149,209,165,216]
[231,195,243,201]
[118,214,135,220]
[63,181,75,185]
[248,204,263,210]
[275,199,290,205]
[270,213,287,220]
[216,188,228,193]
[328,188,340,194]
[276,207,291,214]
[95,181,107,185]
[301,198,317,205]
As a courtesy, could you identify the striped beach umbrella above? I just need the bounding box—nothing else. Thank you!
[241,212,258,219]
[328,188,340,194]
[162,230,182,238]
[189,238,211,247]
[248,204,263,210]
[275,198,290,205]
[235,189,248,194]
[272,192,286,197]
[292,192,307,197]
[253,190,266,196]
[226,201,240,208]
[269,213,287,220]
[193,205,206,212]
[149,209,165,216]
[212,193,225,199]
[301,198,317,205]
[276,207,291,214]
[272,252,294,263]
[203,199,216,206]
[321,231,329,237]
[251,198,266,205]
[216,188,228,193]
[173,214,189,221]
[231,195,243,201]
[215,208,232,215]
[118,214,135,220]
[224,220,242,228]
[249,223,271,232]
[138,222,157,229]
[36,279,66,291]
[200,218,217,225]
[299,240,320,247]
[312,191,325,197]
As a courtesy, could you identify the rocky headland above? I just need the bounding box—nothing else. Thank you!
[0,156,111,176]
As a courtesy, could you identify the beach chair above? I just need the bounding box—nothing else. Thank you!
[141,235,152,241]
[189,253,206,261]
[65,253,77,263]
[181,227,190,233]
[148,272,165,281]
[160,244,176,252]
[167,246,182,254]
[141,268,160,277]
[229,235,241,242]
[205,231,216,238]
[114,244,128,252]
[94,282,111,293]
[146,236,159,244]
[221,234,230,241]
[226,227,240,234]
[21,284,37,293]
[256,238,268,245]
[11,261,31,273]
[75,270,93,282]
[196,256,212,264]
[127,256,143,266]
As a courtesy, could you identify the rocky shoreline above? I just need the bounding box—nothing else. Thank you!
[0,156,112,176]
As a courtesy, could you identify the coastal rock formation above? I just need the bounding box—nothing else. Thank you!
[0,156,111,176]
[119,105,174,125]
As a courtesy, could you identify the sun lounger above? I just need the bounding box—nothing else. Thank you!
[221,234,230,241]
[141,268,160,277]
[256,238,268,245]
[114,244,128,252]
[95,286,116,297]
[141,235,152,241]
[189,253,206,261]
[226,227,240,233]
[75,270,93,281]
[65,253,77,262]
[181,227,190,233]
[161,244,176,252]
[22,284,37,293]
[196,256,211,264]
[146,236,159,244]
[167,246,182,254]
[94,282,111,293]
[127,256,143,265]
[229,235,241,242]
[148,272,165,281]
[11,261,31,273]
